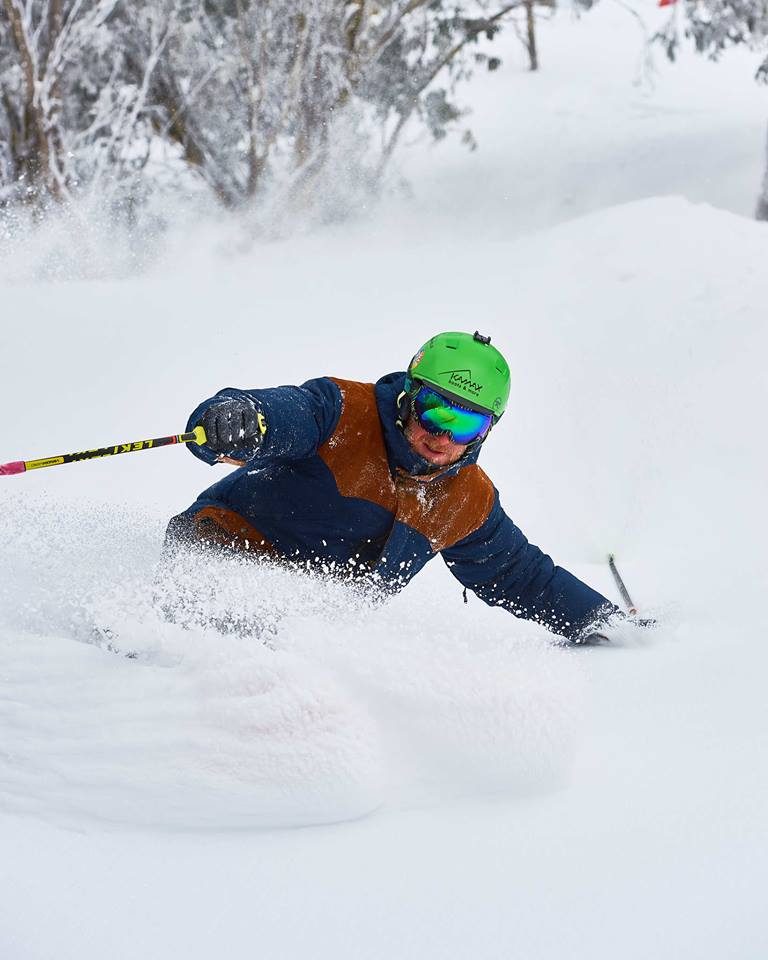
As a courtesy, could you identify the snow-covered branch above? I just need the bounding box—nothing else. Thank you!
[0,0,549,217]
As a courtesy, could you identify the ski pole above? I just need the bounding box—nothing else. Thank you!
[0,425,207,477]
[607,553,637,615]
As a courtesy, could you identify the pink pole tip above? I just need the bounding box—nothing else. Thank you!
[0,461,26,476]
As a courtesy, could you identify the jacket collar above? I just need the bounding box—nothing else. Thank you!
[374,372,482,481]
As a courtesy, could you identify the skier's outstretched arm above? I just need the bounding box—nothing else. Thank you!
[441,492,619,643]
[185,378,343,466]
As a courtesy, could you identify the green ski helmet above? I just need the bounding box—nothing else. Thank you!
[404,331,511,423]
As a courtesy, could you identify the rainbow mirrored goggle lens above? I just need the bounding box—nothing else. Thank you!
[412,385,493,445]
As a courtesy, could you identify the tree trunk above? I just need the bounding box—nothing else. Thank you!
[756,123,768,221]
[1,0,69,203]
[525,0,538,72]
[2,0,53,200]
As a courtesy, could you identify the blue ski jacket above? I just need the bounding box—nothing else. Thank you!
[180,372,615,640]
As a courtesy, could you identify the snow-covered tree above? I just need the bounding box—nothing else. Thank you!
[0,0,548,219]
[654,0,768,219]
[0,0,130,206]
[145,0,531,210]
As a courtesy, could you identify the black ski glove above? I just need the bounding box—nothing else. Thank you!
[198,396,265,457]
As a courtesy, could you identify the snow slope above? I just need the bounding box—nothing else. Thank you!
[1,4,767,958]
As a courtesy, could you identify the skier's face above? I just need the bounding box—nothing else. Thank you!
[404,416,468,466]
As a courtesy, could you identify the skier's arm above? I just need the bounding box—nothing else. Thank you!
[186,377,343,466]
[441,492,618,642]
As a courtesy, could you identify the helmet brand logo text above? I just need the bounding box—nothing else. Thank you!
[439,369,483,396]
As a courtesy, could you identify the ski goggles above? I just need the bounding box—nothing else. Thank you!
[411,384,494,445]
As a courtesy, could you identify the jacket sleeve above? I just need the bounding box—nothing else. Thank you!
[441,491,618,641]
[185,377,343,466]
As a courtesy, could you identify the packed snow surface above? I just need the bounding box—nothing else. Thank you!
[1,3,767,958]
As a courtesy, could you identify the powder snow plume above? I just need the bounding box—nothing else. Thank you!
[0,494,585,829]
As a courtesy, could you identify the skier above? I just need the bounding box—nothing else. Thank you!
[167,331,636,644]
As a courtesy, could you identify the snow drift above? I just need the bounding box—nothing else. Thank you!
[1,195,765,837]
